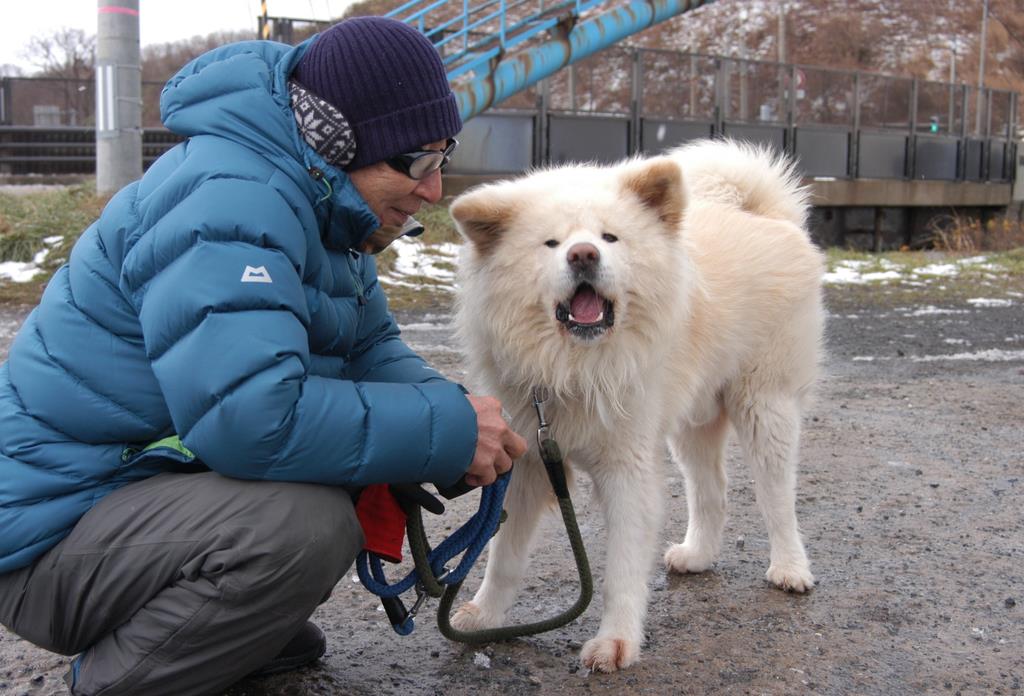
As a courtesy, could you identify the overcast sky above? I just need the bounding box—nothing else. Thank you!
[1,1,351,72]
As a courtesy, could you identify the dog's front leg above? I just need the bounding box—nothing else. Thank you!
[580,451,664,672]
[451,453,554,630]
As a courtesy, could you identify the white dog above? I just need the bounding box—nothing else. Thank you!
[447,139,825,672]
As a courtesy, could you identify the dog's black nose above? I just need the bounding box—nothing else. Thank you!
[567,243,600,273]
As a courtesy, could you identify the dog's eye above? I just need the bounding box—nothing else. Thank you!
[544,240,559,248]
[602,233,619,243]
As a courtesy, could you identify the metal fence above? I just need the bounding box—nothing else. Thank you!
[1,49,1019,182]
[451,47,1020,184]
[0,76,170,128]
[0,76,180,176]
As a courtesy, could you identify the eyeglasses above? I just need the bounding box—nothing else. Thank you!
[384,138,459,180]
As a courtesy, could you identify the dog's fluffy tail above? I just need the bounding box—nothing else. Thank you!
[671,139,810,230]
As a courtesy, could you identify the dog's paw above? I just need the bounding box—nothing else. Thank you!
[766,562,815,593]
[663,542,715,574]
[580,636,640,673]
[449,601,503,631]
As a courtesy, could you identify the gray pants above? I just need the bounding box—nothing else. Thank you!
[0,471,364,696]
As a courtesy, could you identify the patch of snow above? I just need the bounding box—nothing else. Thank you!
[0,236,63,283]
[824,260,902,284]
[379,277,455,292]
[405,343,462,354]
[966,298,1013,308]
[913,263,958,276]
[824,266,867,283]
[401,321,454,331]
[913,256,998,278]
[387,236,457,281]
[863,271,902,282]
[901,306,968,316]
[911,349,1024,363]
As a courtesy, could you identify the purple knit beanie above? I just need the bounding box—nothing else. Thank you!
[292,17,462,171]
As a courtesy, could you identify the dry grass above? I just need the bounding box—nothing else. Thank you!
[0,183,108,305]
[926,213,1024,253]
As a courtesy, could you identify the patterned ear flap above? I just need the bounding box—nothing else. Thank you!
[288,79,357,169]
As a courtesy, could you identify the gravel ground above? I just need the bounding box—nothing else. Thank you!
[0,280,1022,696]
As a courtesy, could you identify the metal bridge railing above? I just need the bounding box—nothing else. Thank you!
[385,0,607,80]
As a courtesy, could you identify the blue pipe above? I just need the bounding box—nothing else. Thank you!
[454,0,716,120]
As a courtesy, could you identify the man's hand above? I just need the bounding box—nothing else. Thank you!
[465,395,528,487]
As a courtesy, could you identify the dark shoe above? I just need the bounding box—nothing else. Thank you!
[249,621,326,677]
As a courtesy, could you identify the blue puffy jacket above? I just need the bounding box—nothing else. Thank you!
[0,38,476,574]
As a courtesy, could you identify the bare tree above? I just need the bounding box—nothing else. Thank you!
[19,28,95,125]
[139,30,252,127]
[22,27,96,80]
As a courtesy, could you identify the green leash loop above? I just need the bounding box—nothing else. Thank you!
[406,386,594,643]
[405,504,505,599]
[436,491,593,643]
[405,510,445,598]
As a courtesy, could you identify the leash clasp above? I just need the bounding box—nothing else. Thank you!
[408,584,429,620]
[532,386,551,450]
[408,566,451,619]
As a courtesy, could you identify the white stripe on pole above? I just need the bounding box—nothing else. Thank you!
[96,64,118,132]
[95,65,105,131]
[106,64,117,132]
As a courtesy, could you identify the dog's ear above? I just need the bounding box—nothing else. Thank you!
[620,157,685,231]
[449,188,516,255]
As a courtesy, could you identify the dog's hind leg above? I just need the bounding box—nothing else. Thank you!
[727,390,814,592]
[663,408,730,575]
[450,453,554,631]
[580,448,665,672]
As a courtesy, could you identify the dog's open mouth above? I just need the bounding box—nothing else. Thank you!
[555,283,615,340]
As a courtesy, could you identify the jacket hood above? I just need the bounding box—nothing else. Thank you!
[159,37,379,250]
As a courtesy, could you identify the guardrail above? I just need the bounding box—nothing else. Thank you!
[448,47,1019,185]
[0,127,182,176]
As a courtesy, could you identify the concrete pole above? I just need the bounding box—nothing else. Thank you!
[948,45,955,133]
[96,0,142,194]
[975,0,988,135]
[778,2,786,124]
[777,2,786,63]
[738,8,748,121]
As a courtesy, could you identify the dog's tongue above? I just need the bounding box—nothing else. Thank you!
[570,286,603,324]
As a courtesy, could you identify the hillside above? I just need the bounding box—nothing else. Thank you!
[131,0,1021,96]
[637,0,1022,93]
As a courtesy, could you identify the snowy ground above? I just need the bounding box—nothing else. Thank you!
[0,237,63,284]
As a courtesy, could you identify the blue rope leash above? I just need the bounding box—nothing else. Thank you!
[356,474,510,633]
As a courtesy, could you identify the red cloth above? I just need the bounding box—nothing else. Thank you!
[355,484,407,563]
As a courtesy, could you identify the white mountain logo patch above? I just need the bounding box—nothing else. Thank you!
[241,265,273,283]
